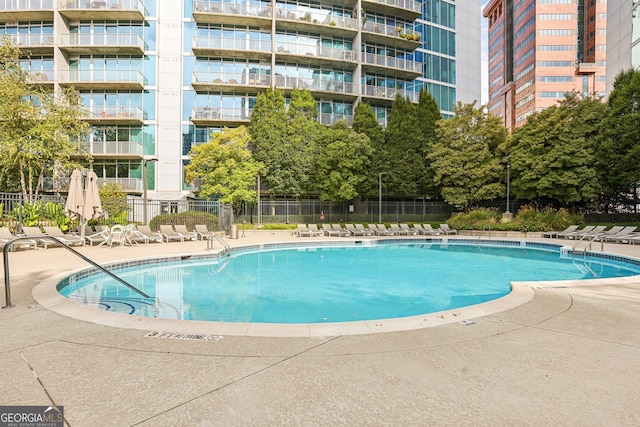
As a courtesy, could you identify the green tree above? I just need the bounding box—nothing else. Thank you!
[510,92,605,207]
[0,37,90,201]
[315,121,372,202]
[429,101,507,209]
[284,89,322,197]
[352,102,384,197]
[415,89,441,198]
[595,69,640,209]
[383,94,422,196]
[185,126,262,214]
[248,87,287,195]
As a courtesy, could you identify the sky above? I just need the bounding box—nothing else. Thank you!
[480,0,489,104]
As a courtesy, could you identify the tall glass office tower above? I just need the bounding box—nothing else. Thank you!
[1,0,480,199]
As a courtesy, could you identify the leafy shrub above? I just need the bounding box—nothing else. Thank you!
[514,205,583,232]
[447,206,584,232]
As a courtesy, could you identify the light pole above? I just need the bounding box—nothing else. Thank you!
[503,155,512,221]
[378,172,387,223]
[142,156,158,225]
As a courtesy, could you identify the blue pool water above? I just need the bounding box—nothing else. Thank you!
[58,241,640,323]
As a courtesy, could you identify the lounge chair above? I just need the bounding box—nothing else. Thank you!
[415,224,441,235]
[345,224,364,236]
[331,224,350,237]
[174,224,198,241]
[591,226,625,239]
[603,226,639,243]
[321,224,342,237]
[355,224,373,236]
[159,224,185,243]
[369,224,391,236]
[195,224,217,240]
[400,224,418,235]
[377,224,394,235]
[557,225,594,239]
[42,226,86,247]
[0,227,37,251]
[308,224,323,237]
[568,225,607,240]
[294,224,312,237]
[136,225,163,243]
[389,224,408,235]
[541,225,579,239]
[439,224,458,235]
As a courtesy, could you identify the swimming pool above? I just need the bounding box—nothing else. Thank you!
[57,240,640,325]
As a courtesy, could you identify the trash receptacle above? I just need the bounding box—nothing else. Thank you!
[230,224,238,239]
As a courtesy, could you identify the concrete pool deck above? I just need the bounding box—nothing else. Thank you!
[1,233,639,425]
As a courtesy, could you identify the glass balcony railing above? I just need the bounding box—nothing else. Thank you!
[193,71,271,86]
[0,0,53,12]
[193,1,272,19]
[192,106,252,121]
[97,177,142,192]
[318,113,353,125]
[60,0,147,15]
[84,141,143,157]
[41,176,142,192]
[60,69,145,86]
[363,0,421,15]
[274,7,358,31]
[362,21,421,42]
[60,33,146,51]
[8,33,55,49]
[27,70,55,82]
[361,85,418,102]
[362,52,421,74]
[193,36,271,52]
[84,105,144,121]
[276,42,356,61]
[274,75,356,96]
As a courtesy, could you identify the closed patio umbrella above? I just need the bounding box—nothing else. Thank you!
[64,169,84,221]
[83,170,103,222]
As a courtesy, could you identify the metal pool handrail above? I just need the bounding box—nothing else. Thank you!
[2,235,150,309]
[206,233,231,254]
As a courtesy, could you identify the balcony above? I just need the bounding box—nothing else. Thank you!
[275,7,358,38]
[83,105,144,123]
[361,85,418,103]
[0,0,53,20]
[97,177,143,193]
[361,52,422,79]
[27,70,55,85]
[575,62,599,75]
[318,113,353,126]
[192,71,271,91]
[59,0,147,21]
[84,141,144,158]
[191,106,252,125]
[59,69,145,90]
[275,43,357,68]
[8,33,55,55]
[362,0,421,20]
[59,33,146,55]
[193,1,272,27]
[361,22,421,49]
[274,75,357,100]
[192,36,271,61]
[41,176,142,192]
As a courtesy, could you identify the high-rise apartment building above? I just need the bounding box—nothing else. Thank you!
[2,0,479,199]
[483,0,607,131]
[605,0,638,93]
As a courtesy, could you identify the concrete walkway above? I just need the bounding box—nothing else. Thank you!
[1,233,639,426]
